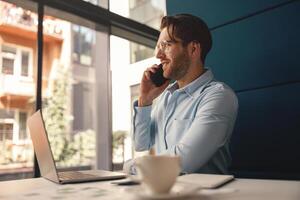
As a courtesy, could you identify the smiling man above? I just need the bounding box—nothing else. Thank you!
[132,14,238,174]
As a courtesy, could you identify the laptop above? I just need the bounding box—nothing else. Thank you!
[27,110,126,184]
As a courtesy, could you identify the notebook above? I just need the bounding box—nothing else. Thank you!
[27,110,126,184]
[177,173,234,189]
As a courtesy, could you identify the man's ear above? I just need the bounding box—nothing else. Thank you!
[190,42,201,59]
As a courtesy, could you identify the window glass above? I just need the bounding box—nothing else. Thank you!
[110,35,158,166]
[18,112,27,140]
[72,25,94,66]
[41,8,110,170]
[1,0,159,180]
[2,57,14,74]
[130,43,154,64]
[1,45,16,74]
[0,123,13,141]
[1,44,32,76]
[21,51,29,76]
[110,0,165,30]
[83,0,107,9]
[0,0,36,181]
[109,1,165,167]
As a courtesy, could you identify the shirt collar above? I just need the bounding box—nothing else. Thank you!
[166,69,214,97]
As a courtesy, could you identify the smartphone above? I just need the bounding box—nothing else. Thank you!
[111,179,140,186]
[149,64,169,87]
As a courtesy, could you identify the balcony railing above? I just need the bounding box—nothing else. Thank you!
[0,129,33,169]
[0,2,63,37]
[0,74,35,97]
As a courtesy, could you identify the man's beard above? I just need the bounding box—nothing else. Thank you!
[168,49,191,80]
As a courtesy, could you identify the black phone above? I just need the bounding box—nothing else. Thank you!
[149,64,169,87]
[111,179,140,186]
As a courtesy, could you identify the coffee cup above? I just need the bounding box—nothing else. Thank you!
[135,155,181,194]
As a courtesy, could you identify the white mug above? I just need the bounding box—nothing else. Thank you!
[135,155,181,194]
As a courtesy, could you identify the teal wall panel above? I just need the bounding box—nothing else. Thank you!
[166,0,291,28]
[231,83,300,179]
[166,0,300,179]
[207,2,300,91]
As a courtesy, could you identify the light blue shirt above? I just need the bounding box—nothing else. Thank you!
[133,69,238,174]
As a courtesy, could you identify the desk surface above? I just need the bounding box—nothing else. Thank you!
[0,176,299,200]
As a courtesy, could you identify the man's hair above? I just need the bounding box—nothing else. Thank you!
[160,14,212,64]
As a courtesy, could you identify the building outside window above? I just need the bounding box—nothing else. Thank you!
[0,0,162,180]
[128,0,165,64]
[0,1,37,180]
[0,0,100,178]
[72,25,94,66]
[110,0,165,165]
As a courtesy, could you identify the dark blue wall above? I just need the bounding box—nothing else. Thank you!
[167,0,300,179]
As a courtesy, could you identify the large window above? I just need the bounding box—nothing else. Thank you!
[0,0,161,181]
[111,35,159,165]
[0,0,36,181]
[41,8,110,170]
[109,0,165,166]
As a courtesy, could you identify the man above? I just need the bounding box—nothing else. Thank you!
[132,14,238,174]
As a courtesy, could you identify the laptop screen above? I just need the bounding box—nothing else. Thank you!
[27,110,60,182]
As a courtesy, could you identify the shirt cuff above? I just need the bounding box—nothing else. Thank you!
[133,100,152,124]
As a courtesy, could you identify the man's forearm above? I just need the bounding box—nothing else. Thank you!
[133,103,153,151]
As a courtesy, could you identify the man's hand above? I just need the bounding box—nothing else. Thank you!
[138,64,170,107]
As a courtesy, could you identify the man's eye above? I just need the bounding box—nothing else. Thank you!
[162,44,168,49]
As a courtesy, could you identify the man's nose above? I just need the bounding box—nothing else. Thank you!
[155,48,165,59]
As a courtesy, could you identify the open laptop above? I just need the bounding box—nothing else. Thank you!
[27,110,126,184]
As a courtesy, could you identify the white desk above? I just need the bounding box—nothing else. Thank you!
[0,177,299,200]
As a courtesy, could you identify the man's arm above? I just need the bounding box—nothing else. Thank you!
[133,65,170,151]
[160,88,238,173]
[132,101,154,151]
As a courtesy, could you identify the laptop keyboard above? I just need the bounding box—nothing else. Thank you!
[58,171,96,180]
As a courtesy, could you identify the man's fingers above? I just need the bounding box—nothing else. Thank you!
[147,64,161,73]
[144,70,151,80]
[142,64,161,83]
[152,64,160,69]
[144,67,156,80]
[147,67,156,74]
